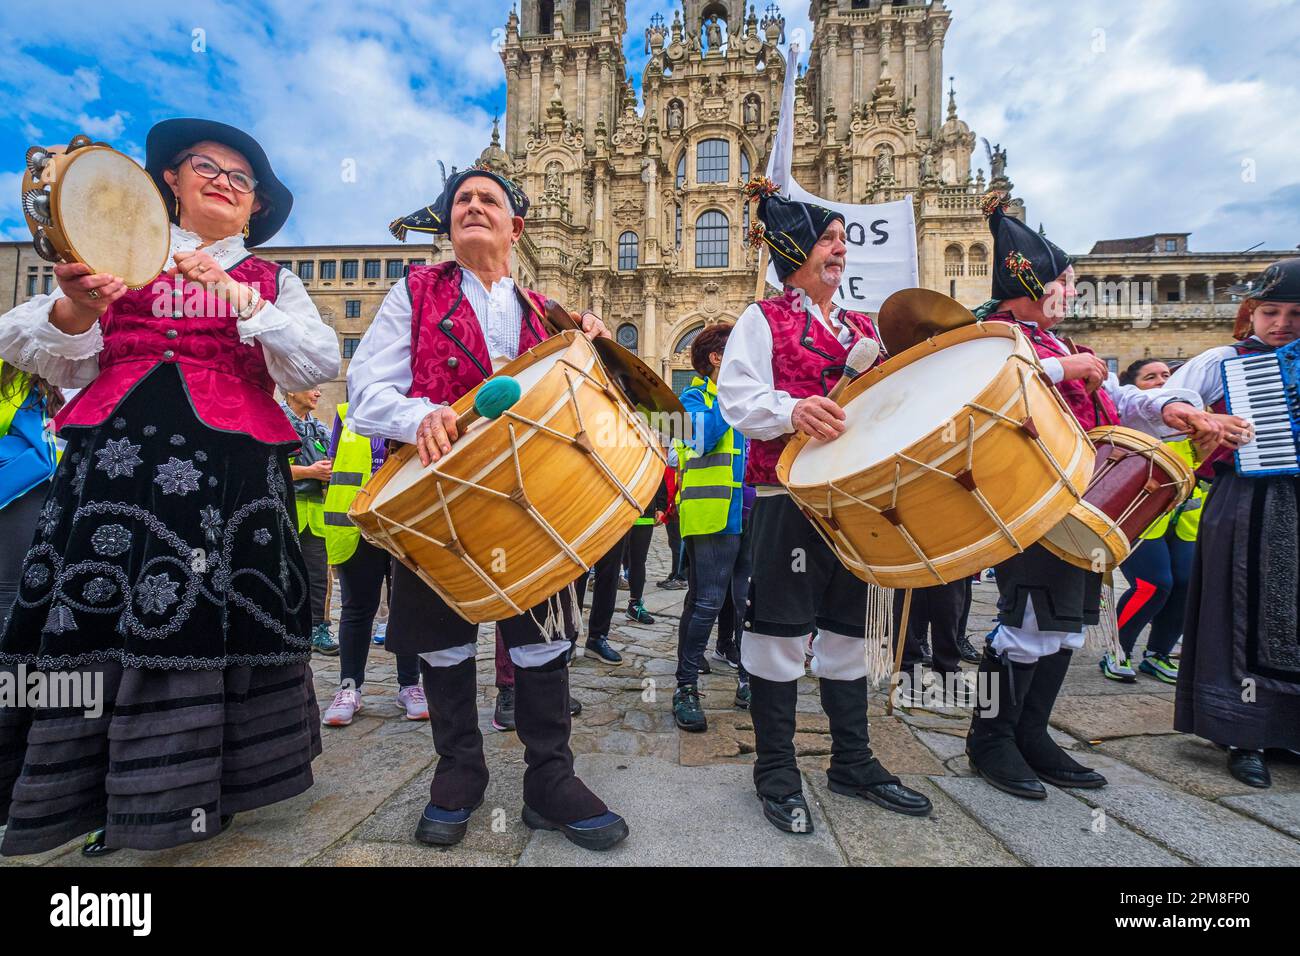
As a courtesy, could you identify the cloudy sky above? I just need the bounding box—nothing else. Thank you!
[2,0,1297,255]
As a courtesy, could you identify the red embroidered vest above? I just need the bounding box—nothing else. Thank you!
[55,256,298,445]
[406,261,551,405]
[986,313,1118,432]
[746,287,883,486]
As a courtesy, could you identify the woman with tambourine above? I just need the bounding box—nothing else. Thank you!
[0,118,339,856]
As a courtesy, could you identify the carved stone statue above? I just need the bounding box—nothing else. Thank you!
[743,95,759,126]
[984,139,1008,181]
[920,150,935,183]
[875,146,894,180]
[667,99,683,130]
[687,28,701,53]
[705,15,723,52]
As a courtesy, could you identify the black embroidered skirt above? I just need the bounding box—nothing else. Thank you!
[0,364,320,855]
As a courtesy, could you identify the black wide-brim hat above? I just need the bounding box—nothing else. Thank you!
[145,118,293,247]
[984,191,1071,302]
[1228,257,1300,303]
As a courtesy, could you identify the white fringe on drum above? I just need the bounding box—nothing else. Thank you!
[864,583,895,685]
[1084,576,1125,660]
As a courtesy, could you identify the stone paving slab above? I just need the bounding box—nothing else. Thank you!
[1073,783,1300,866]
[517,754,846,867]
[1220,791,1300,841]
[932,777,1185,866]
[1096,735,1279,800]
[1050,693,1178,742]
[807,774,1022,867]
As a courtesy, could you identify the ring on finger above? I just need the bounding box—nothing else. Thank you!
[87,289,100,300]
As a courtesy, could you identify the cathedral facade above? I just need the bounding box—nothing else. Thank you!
[490,0,996,390]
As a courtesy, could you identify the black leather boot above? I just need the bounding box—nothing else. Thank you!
[748,674,810,833]
[820,678,932,816]
[1016,649,1106,789]
[966,649,1047,799]
[514,657,627,850]
[1228,748,1271,788]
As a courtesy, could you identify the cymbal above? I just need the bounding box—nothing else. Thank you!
[542,300,685,426]
[877,288,978,358]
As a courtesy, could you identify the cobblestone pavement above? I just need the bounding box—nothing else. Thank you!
[6,531,1299,867]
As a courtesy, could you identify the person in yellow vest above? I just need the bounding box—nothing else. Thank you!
[672,323,752,732]
[1101,359,1206,685]
[319,403,428,725]
[0,362,63,627]
[281,387,338,655]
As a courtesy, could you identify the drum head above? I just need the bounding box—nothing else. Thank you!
[371,349,571,508]
[58,148,170,288]
[788,334,1016,486]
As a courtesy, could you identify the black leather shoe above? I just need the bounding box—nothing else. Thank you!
[1035,766,1108,789]
[585,636,623,664]
[415,800,481,846]
[759,792,814,834]
[968,753,1048,800]
[828,779,934,817]
[569,694,583,718]
[956,635,982,664]
[1228,749,1271,789]
[522,804,629,851]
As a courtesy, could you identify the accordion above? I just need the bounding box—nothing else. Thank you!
[1221,338,1300,477]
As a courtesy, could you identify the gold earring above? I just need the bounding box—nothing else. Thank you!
[174,196,182,220]
[243,221,251,239]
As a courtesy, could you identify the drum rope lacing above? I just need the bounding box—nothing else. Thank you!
[368,354,661,634]
[796,359,1082,585]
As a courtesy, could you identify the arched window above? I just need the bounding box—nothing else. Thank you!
[740,150,750,183]
[675,323,705,354]
[944,243,964,278]
[696,210,730,268]
[618,231,640,271]
[968,243,989,278]
[696,139,730,183]
[574,0,590,31]
[616,322,639,353]
[675,204,682,250]
[676,153,686,189]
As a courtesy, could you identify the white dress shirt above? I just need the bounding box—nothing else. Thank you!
[347,265,525,444]
[1165,339,1266,407]
[0,225,339,392]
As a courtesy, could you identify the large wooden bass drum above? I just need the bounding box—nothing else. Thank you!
[778,322,1093,589]
[350,332,664,624]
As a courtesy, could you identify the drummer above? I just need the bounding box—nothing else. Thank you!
[717,178,934,832]
[965,192,1227,800]
[347,164,628,852]
[0,118,339,856]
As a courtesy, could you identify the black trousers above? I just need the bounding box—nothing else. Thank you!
[665,518,683,579]
[298,523,328,629]
[336,537,419,689]
[0,483,48,631]
[892,579,971,677]
[585,525,652,639]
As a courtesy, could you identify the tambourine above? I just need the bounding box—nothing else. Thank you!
[22,135,171,289]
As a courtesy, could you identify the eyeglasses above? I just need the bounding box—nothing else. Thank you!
[179,153,258,194]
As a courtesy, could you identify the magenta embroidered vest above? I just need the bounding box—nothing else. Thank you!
[406,261,551,405]
[746,288,883,486]
[55,256,298,445]
[987,313,1118,432]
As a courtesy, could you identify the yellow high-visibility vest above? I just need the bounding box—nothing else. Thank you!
[321,403,375,564]
[1141,438,1205,543]
[675,376,741,537]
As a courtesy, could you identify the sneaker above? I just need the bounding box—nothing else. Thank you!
[656,577,687,591]
[569,694,583,718]
[673,685,707,732]
[372,627,386,647]
[734,679,751,710]
[625,601,655,625]
[492,687,516,732]
[617,571,630,590]
[1138,651,1179,684]
[396,685,429,720]
[697,653,712,675]
[1099,652,1137,683]
[1170,638,1183,660]
[311,622,339,656]
[585,636,623,664]
[713,645,740,670]
[323,687,363,726]
[956,634,982,664]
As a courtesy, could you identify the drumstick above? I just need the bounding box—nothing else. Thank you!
[454,375,522,435]
[885,588,913,717]
[827,338,882,404]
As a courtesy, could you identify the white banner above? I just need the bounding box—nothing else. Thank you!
[763,184,919,314]
[762,44,919,313]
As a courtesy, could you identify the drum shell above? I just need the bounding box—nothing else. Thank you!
[778,323,1093,589]
[350,332,664,624]
[1039,425,1195,572]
